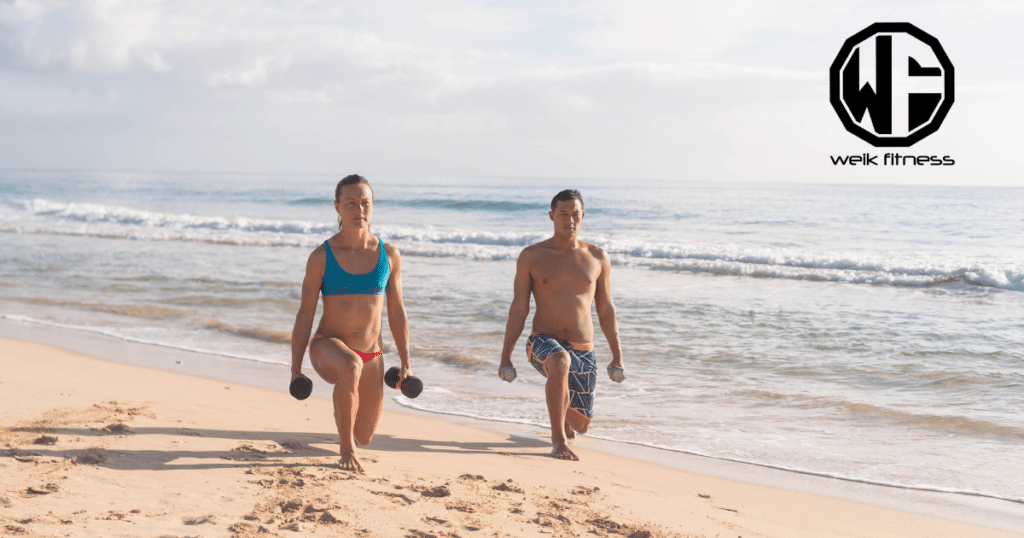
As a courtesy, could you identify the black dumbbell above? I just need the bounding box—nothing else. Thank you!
[384,367,423,399]
[289,375,313,400]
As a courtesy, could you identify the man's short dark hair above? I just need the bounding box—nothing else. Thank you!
[550,189,584,211]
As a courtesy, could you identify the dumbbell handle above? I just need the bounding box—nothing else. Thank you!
[384,367,423,399]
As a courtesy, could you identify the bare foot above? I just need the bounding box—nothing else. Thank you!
[551,441,579,461]
[339,452,364,473]
[564,420,576,441]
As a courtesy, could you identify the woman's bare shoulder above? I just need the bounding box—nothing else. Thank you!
[306,240,329,268]
[382,239,400,259]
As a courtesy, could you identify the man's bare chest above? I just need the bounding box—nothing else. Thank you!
[531,252,600,291]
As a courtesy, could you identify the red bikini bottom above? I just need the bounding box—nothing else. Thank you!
[311,334,383,363]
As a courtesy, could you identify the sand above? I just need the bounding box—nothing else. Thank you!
[1,336,1020,538]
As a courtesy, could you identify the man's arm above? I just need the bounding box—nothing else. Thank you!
[499,250,532,374]
[384,243,412,379]
[594,249,623,369]
[291,249,324,379]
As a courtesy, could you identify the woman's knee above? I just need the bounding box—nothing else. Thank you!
[312,349,362,384]
[338,354,362,375]
[354,405,381,446]
[354,431,374,446]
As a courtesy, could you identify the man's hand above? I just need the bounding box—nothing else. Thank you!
[498,358,517,382]
[607,362,625,383]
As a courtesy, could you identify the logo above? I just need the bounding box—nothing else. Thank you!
[830,23,954,147]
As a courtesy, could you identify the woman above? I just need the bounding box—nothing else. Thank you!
[290,174,411,472]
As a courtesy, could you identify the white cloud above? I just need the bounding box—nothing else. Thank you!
[386,108,508,134]
[0,0,1020,185]
[574,0,778,62]
[267,88,333,106]
[208,54,291,87]
[1,0,173,72]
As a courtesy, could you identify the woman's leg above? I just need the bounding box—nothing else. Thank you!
[309,337,364,472]
[354,354,385,446]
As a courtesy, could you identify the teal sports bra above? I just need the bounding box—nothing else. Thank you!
[321,238,390,296]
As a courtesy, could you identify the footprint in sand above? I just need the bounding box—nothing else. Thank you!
[99,423,134,435]
[370,490,416,505]
[233,444,268,454]
[72,451,108,465]
[26,484,60,495]
[492,481,524,494]
[318,511,343,524]
[13,453,62,464]
[444,500,476,513]
[418,485,451,498]
[183,515,218,525]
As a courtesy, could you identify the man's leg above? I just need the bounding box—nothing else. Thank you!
[310,338,365,472]
[543,351,579,461]
[565,410,592,440]
[564,347,596,441]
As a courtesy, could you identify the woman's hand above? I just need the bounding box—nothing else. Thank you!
[397,364,412,389]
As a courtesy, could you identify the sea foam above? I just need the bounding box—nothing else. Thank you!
[4,198,1021,291]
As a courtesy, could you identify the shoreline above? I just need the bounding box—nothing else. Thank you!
[2,318,1023,536]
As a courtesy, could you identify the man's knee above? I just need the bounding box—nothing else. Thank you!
[354,432,374,446]
[544,352,571,377]
[568,411,591,434]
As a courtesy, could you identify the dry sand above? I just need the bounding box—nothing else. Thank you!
[1,336,1020,538]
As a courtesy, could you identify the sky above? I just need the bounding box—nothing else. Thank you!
[1,0,1022,186]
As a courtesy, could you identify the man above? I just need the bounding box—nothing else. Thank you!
[498,189,625,461]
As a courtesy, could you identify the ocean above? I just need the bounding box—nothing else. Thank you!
[1,169,1022,504]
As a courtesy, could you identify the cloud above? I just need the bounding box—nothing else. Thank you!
[0,0,1021,184]
[0,0,172,72]
[574,0,779,62]
[208,54,291,87]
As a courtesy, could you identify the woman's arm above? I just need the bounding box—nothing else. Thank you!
[384,243,411,378]
[291,247,324,379]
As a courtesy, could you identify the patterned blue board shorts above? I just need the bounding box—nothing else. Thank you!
[526,334,597,419]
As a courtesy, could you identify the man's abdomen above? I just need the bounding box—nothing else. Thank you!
[530,294,594,343]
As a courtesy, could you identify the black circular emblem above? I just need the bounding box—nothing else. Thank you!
[830,23,954,147]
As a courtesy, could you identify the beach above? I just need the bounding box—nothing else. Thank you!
[1,335,1021,538]
[3,172,1023,503]
[4,2,1024,535]
[2,171,1023,536]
